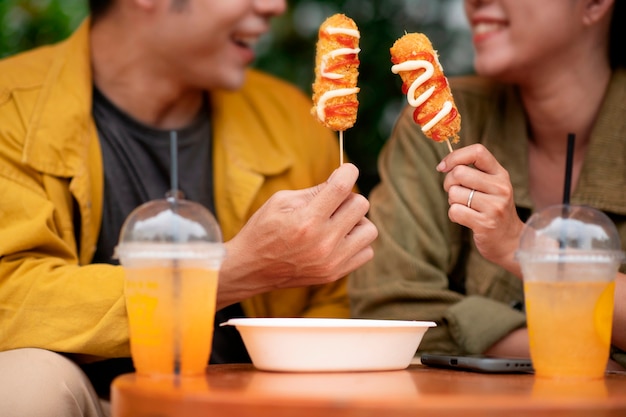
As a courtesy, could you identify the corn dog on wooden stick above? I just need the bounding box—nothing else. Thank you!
[311,14,360,164]
[390,33,461,152]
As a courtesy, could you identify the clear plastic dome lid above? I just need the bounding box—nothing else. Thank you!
[516,204,625,262]
[115,194,224,261]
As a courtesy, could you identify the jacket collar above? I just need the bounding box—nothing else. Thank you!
[210,73,294,177]
[17,19,93,177]
[210,72,294,227]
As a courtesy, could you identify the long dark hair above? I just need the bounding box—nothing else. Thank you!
[609,0,625,69]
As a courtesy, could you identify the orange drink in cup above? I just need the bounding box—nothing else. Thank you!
[517,204,623,379]
[116,196,225,376]
[121,247,221,375]
[524,274,615,378]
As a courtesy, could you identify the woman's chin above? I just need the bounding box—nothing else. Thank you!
[474,57,511,79]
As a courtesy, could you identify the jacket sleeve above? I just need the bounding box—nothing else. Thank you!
[348,105,525,354]
[0,169,130,359]
[0,23,130,360]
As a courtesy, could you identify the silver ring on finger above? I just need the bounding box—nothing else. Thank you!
[467,189,476,209]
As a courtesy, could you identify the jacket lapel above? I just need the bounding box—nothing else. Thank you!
[211,75,294,239]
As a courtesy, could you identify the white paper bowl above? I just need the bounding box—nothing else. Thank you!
[220,318,436,372]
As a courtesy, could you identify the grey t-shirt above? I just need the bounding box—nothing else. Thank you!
[91,87,214,264]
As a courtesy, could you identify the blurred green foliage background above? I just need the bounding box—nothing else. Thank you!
[0,0,473,195]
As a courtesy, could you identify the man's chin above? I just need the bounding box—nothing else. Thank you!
[216,69,248,91]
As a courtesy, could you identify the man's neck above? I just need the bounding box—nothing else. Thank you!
[89,16,205,130]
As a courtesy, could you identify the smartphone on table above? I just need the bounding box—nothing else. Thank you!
[420,353,534,374]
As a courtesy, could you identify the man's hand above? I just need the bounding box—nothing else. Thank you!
[217,163,378,308]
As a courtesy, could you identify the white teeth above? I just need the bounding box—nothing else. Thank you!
[233,36,258,48]
[473,22,504,35]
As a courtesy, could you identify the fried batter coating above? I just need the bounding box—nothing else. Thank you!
[390,33,461,143]
[311,14,360,131]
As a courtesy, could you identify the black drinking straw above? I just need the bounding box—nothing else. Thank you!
[559,133,576,250]
[170,131,179,199]
[563,133,575,205]
[169,130,182,377]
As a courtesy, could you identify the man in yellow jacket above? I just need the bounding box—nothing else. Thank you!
[0,1,377,415]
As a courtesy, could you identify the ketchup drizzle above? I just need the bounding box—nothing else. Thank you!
[320,31,358,48]
[394,51,457,128]
[324,56,359,73]
[325,101,358,118]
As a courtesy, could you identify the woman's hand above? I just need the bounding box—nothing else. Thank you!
[437,144,524,277]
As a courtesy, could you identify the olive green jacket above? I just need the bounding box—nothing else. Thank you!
[0,21,348,360]
[350,70,626,364]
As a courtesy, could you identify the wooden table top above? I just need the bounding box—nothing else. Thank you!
[111,363,626,417]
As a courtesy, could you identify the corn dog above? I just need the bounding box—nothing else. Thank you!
[311,14,360,131]
[390,33,461,145]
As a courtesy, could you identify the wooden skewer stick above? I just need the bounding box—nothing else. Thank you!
[339,130,345,165]
[445,138,453,153]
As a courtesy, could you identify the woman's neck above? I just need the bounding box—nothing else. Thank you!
[520,53,611,156]
[522,59,612,209]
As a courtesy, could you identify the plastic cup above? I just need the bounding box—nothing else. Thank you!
[516,205,624,379]
[115,195,225,376]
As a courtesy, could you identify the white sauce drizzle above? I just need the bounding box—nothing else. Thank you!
[316,88,360,122]
[391,59,452,133]
[423,101,452,132]
[316,25,360,123]
[321,48,361,79]
[325,27,361,38]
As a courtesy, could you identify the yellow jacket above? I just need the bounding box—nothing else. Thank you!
[0,21,348,359]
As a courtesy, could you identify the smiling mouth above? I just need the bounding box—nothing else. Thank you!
[232,35,259,49]
[473,22,506,36]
